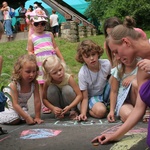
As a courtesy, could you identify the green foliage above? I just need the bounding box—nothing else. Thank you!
[134,4,150,29]
[85,0,150,30]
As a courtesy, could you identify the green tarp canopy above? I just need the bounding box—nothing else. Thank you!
[12,0,89,26]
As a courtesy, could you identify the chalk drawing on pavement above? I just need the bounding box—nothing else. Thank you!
[50,119,122,126]
[100,124,147,150]
[0,135,11,142]
[110,133,146,150]
[0,125,25,142]
[20,128,62,139]
[101,124,147,135]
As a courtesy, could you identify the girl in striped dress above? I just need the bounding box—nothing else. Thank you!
[27,8,64,114]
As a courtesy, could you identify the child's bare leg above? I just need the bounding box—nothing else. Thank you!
[39,84,51,114]
[119,103,134,122]
[130,79,138,106]
[89,102,107,118]
[120,80,138,122]
[39,84,43,99]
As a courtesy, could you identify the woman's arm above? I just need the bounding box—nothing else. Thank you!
[107,76,119,122]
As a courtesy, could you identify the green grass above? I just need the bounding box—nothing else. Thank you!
[0,31,150,82]
[0,35,106,81]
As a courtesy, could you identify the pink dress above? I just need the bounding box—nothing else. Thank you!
[31,32,56,84]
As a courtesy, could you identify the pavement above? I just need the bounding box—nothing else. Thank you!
[0,95,150,150]
[0,31,28,43]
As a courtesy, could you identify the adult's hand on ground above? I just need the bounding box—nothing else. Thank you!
[91,133,117,145]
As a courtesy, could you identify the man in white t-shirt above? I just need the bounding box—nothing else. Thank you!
[50,10,59,37]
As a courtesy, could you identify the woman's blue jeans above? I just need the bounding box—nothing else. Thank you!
[4,19,13,37]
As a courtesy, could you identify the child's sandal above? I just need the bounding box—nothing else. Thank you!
[42,106,51,114]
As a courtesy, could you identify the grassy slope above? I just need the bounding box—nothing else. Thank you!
[0,35,106,81]
[0,31,149,81]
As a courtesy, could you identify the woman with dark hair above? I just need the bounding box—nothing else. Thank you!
[103,17,122,38]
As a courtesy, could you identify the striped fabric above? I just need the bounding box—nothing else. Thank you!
[32,32,56,84]
[89,82,110,109]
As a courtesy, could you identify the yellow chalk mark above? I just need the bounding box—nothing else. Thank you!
[110,133,146,150]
